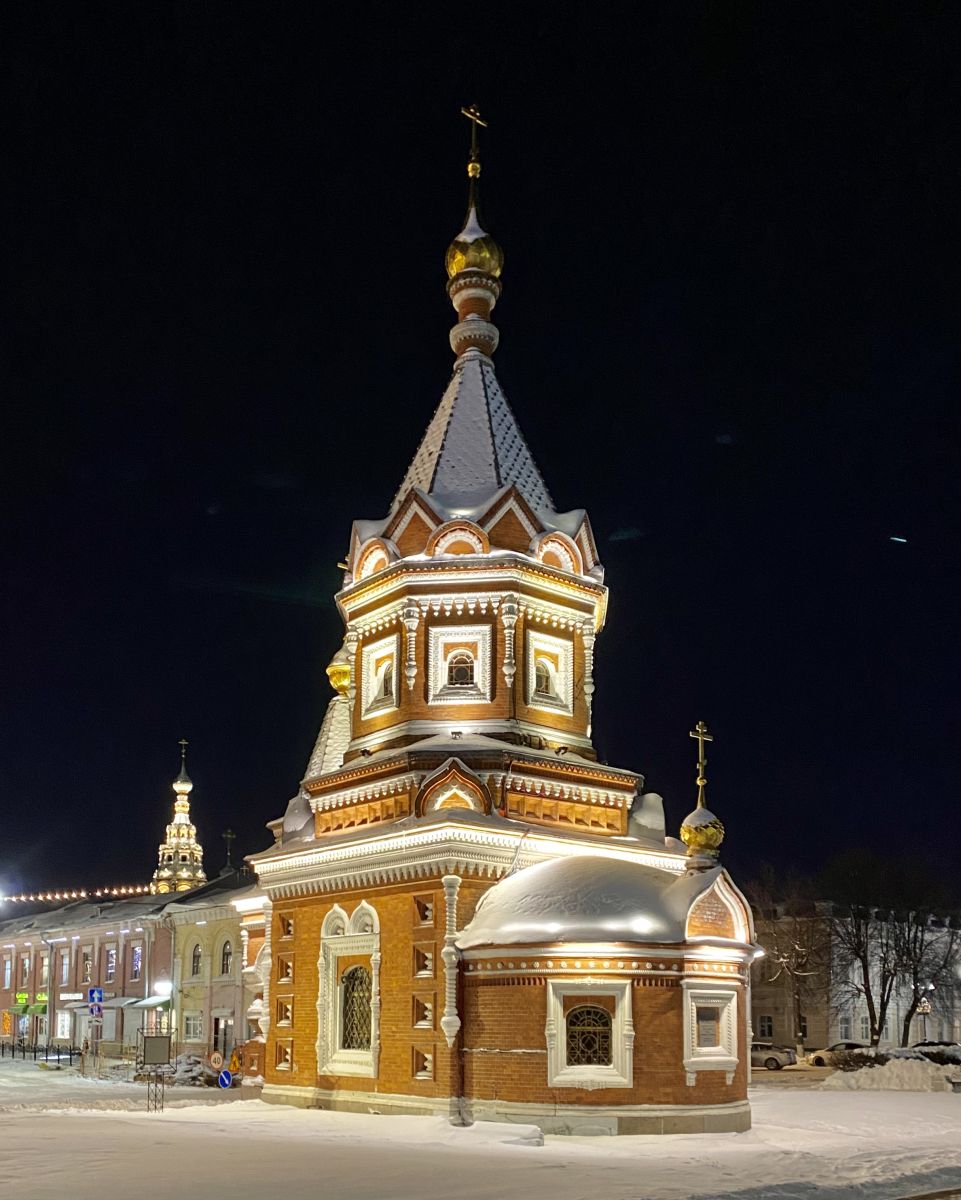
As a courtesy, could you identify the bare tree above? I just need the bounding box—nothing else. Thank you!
[893,912,961,1046]
[748,867,830,1056]
[821,852,961,1047]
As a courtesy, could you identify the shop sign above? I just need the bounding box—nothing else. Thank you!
[15,992,29,1005]
[59,992,83,1000]
[35,992,48,1003]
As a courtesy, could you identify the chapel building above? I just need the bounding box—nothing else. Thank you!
[248,119,757,1135]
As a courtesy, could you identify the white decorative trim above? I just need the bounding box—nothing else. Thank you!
[431,526,486,555]
[440,875,461,1046]
[483,495,538,540]
[427,624,492,706]
[251,822,687,898]
[501,594,518,687]
[545,978,633,1089]
[391,499,439,543]
[345,717,595,752]
[259,899,273,1041]
[526,629,574,716]
[580,626,595,737]
[402,602,420,691]
[309,774,418,814]
[316,902,381,1078]
[417,595,501,619]
[681,980,739,1086]
[360,633,400,717]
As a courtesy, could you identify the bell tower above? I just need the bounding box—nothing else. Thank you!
[260,111,666,852]
[151,740,207,894]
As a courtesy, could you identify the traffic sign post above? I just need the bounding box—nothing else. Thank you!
[209,1051,224,1071]
[217,1069,232,1089]
[89,1003,103,1018]
[88,988,103,1004]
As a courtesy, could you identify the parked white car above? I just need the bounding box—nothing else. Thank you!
[805,1041,867,1067]
[751,1042,797,1070]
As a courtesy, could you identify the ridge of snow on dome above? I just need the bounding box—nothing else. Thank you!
[456,856,722,950]
[391,352,553,514]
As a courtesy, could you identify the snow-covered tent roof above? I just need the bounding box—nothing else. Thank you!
[391,349,553,515]
[456,856,722,950]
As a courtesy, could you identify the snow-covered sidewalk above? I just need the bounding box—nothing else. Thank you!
[0,1061,958,1199]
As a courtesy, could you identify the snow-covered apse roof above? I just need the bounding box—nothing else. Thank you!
[456,856,721,950]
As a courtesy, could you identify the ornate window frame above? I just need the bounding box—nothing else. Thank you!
[316,902,381,1078]
[427,624,492,705]
[360,633,400,718]
[681,980,739,1086]
[526,630,574,716]
[545,979,633,1089]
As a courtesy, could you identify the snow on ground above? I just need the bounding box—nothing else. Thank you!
[823,1055,961,1092]
[0,1060,959,1199]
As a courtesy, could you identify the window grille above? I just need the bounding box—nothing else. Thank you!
[447,653,474,687]
[565,1005,613,1066]
[221,942,233,975]
[341,966,372,1051]
[191,944,202,976]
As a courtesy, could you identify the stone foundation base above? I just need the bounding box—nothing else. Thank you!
[261,1084,750,1135]
[465,1095,752,1135]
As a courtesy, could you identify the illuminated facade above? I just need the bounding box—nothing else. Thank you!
[248,118,757,1133]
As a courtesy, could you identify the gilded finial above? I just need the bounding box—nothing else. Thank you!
[461,105,487,178]
[446,105,503,281]
[174,737,193,793]
[689,720,713,809]
[680,720,725,865]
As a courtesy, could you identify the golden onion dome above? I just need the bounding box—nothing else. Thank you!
[445,162,503,279]
[679,804,725,861]
[326,647,351,696]
[445,207,504,279]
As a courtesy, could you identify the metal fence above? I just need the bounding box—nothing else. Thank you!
[0,1041,83,1065]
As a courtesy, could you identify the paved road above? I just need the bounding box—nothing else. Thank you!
[749,1063,834,1087]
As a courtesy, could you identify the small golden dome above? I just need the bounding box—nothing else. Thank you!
[680,805,725,861]
[445,204,504,279]
[326,647,350,696]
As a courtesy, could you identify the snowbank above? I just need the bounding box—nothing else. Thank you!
[823,1055,961,1092]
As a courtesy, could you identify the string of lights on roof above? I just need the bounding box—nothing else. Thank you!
[0,884,151,904]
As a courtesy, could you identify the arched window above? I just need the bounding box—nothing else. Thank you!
[534,658,553,697]
[380,662,393,699]
[191,944,202,977]
[566,1005,613,1066]
[447,652,474,688]
[341,966,372,1050]
[220,941,233,975]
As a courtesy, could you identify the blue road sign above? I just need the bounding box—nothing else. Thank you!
[89,1003,103,1017]
[88,987,103,1004]
[217,1069,232,1089]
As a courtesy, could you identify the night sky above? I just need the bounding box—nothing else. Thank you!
[2,3,958,897]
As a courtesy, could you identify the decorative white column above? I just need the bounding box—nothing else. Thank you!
[344,628,360,705]
[371,948,382,1074]
[403,602,420,691]
[501,595,518,687]
[258,899,273,1041]
[581,624,596,736]
[440,875,462,1046]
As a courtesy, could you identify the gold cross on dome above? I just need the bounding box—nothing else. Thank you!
[689,720,713,807]
[460,105,487,175]
[178,737,189,762]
